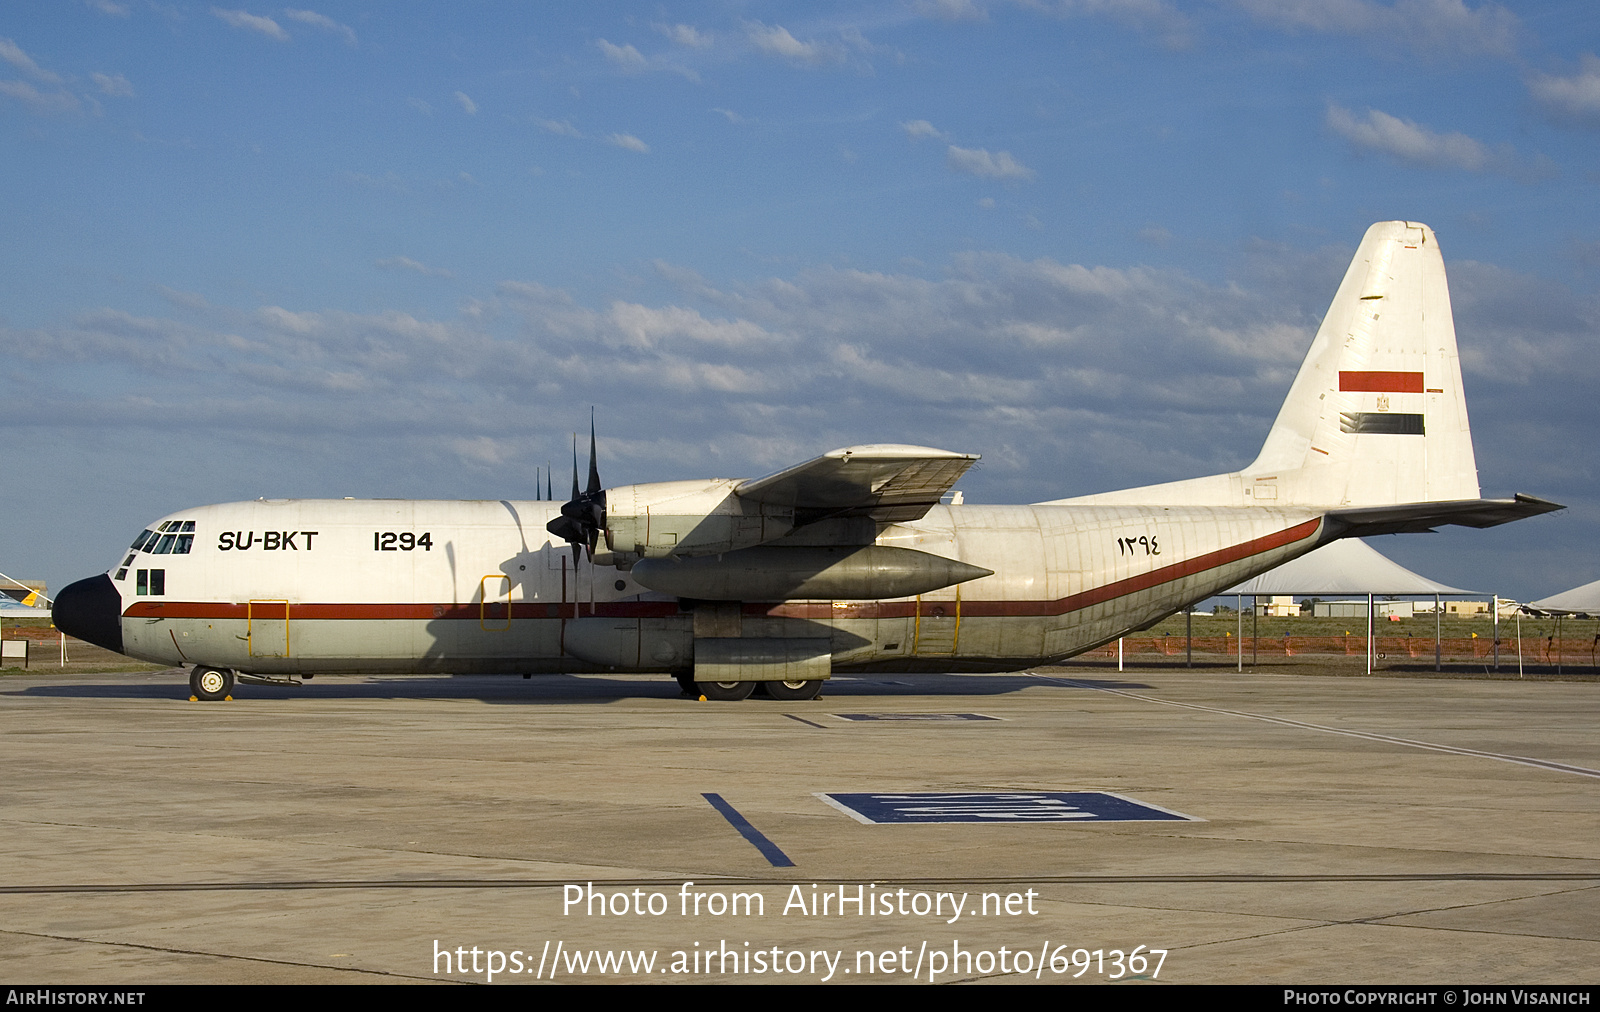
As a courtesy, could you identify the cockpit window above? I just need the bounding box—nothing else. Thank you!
[140,521,195,553]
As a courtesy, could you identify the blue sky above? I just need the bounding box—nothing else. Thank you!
[2,1,1597,601]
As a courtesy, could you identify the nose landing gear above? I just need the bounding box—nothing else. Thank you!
[189,666,235,701]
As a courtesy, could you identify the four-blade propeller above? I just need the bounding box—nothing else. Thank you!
[546,416,606,566]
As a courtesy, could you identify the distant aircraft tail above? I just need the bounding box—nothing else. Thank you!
[1051,220,1484,510]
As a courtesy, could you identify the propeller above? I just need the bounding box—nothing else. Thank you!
[546,414,606,566]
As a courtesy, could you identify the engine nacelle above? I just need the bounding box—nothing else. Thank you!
[630,544,993,601]
[603,479,795,563]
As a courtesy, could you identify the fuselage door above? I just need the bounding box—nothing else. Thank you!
[248,599,290,657]
[913,586,961,656]
[480,575,512,631]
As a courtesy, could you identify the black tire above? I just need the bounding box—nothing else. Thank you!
[765,679,823,701]
[696,679,755,701]
[674,672,698,696]
[190,666,234,701]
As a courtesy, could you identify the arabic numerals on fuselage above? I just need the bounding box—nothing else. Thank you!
[374,531,433,552]
[1116,534,1160,556]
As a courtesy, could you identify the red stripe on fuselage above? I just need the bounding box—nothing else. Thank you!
[123,518,1321,623]
[1339,371,1425,393]
[767,516,1321,619]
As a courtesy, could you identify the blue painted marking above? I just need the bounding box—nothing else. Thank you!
[834,713,1000,722]
[820,791,1195,824]
[702,793,797,867]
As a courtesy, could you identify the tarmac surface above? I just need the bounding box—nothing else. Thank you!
[2,661,1598,985]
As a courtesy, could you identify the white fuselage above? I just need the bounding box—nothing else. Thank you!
[110,497,1325,675]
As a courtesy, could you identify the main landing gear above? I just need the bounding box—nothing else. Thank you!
[688,678,824,701]
[189,666,235,701]
[764,678,824,701]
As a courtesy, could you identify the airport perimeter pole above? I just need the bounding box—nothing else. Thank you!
[1185,608,1192,668]
[1367,593,1374,676]
[1435,593,1441,672]
[1493,595,1499,670]
[1237,593,1243,672]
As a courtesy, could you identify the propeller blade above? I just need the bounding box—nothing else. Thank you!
[569,436,580,501]
[586,411,602,496]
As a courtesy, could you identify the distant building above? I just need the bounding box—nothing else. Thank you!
[1255,595,1299,617]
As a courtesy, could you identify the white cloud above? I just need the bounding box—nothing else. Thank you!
[211,8,290,41]
[91,72,135,98]
[901,119,946,140]
[453,90,477,116]
[658,23,712,48]
[0,79,81,115]
[0,38,62,83]
[256,306,324,334]
[376,256,454,279]
[536,118,583,137]
[1529,54,1600,126]
[598,39,648,70]
[283,9,357,46]
[407,97,432,116]
[85,0,131,15]
[712,108,751,125]
[746,22,838,65]
[1325,104,1549,178]
[946,145,1036,180]
[607,133,650,154]
[1234,0,1518,60]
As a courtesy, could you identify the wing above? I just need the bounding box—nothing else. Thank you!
[735,444,979,524]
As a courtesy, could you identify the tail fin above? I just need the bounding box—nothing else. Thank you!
[1051,220,1479,509]
[1247,220,1477,506]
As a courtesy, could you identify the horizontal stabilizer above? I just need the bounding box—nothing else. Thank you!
[736,444,978,523]
[1324,494,1563,538]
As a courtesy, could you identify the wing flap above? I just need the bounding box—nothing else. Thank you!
[735,444,978,522]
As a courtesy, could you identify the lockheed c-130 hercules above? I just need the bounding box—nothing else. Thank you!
[53,221,1560,701]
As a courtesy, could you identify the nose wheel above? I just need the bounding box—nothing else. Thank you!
[190,666,235,701]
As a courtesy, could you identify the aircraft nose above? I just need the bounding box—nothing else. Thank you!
[52,574,125,654]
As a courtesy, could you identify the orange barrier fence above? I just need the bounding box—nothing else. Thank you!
[1081,636,1597,664]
